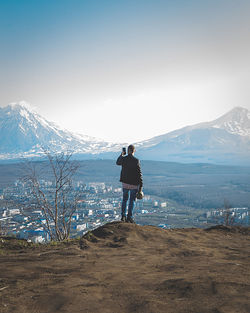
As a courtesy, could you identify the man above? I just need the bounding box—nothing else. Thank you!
[116,144,143,223]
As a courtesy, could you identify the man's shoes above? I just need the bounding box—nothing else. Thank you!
[126,216,135,223]
[121,216,126,222]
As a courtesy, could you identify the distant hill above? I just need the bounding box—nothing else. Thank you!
[0,101,122,159]
[1,159,250,208]
[1,222,250,313]
[1,102,250,165]
[135,107,250,165]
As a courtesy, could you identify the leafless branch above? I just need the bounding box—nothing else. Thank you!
[20,150,80,241]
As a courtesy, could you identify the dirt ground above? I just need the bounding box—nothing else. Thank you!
[0,222,250,313]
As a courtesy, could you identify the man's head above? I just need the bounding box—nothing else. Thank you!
[128,144,135,155]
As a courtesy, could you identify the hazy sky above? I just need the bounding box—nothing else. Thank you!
[1,0,250,142]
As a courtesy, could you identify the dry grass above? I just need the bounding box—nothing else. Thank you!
[0,222,250,313]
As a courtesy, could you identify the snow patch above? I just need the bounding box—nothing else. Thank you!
[20,109,29,119]
[9,101,35,112]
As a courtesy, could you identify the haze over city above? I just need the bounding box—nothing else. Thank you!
[1,0,250,142]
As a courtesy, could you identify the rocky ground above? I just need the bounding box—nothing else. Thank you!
[0,222,250,313]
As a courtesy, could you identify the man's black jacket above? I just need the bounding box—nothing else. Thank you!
[116,154,143,187]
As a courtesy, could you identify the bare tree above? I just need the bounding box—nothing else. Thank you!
[223,199,234,226]
[0,221,4,236]
[22,150,80,241]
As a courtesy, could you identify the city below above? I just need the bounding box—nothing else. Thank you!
[0,179,249,243]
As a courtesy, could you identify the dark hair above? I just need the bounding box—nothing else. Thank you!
[128,144,135,153]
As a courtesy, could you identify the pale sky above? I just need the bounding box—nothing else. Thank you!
[0,0,250,142]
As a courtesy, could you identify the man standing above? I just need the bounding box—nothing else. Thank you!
[116,145,143,223]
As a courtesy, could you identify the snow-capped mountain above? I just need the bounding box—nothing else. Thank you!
[207,107,250,137]
[0,101,122,159]
[0,102,250,165]
[135,107,250,165]
[184,106,250,137]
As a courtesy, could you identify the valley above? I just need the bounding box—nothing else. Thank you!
[0,159,249,241]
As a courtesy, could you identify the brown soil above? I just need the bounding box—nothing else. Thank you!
[0,222,250,313]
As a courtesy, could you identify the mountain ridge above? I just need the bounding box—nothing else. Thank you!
[1,102,250,165]
[0,101,124,158]
[135,107,250,165]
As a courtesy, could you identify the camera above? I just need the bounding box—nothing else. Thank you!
[122,147,126,155]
